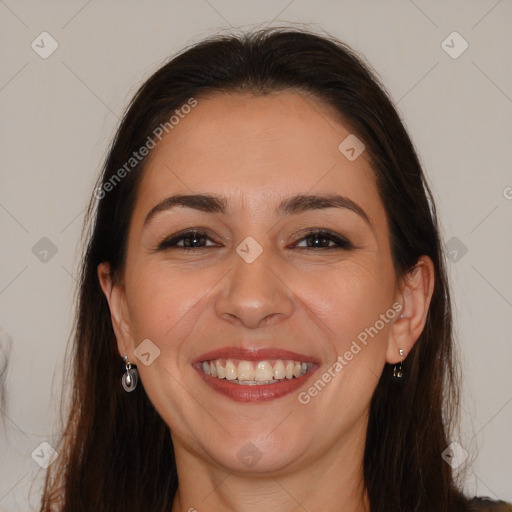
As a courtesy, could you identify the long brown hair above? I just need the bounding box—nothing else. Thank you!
[40,27,470,512]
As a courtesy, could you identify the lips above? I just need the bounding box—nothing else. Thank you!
[192,347,320,364]
[192,346,319,402]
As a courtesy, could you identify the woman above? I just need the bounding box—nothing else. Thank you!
[40,28,511,512]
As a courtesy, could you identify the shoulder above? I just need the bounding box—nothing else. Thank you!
[468,496,512,511]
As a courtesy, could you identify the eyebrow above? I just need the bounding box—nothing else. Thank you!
[144,192,372,228]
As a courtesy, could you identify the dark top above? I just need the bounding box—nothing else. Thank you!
[469,497,512,511]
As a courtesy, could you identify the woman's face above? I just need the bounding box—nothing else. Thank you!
[104,91,408,474]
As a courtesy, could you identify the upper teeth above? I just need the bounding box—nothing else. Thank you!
[201,359,310,383]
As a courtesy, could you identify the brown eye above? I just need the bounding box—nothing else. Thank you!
[293,230,353,250]
[157,230,219,251]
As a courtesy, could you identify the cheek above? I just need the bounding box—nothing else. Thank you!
[125,262,211,348]
[293,263,396,430]
[304,261,395,347]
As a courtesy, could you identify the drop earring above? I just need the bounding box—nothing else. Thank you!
[121,354,138,392]
[393,348,405,379]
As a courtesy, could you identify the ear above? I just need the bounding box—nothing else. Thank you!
[97,262,134,360]
[386,255,435,364]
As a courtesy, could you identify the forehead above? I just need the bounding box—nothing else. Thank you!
[134,91,384,224]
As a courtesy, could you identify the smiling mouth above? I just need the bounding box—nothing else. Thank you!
[199,358,312,385]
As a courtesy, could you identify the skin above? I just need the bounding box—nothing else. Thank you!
[99,91,434,512]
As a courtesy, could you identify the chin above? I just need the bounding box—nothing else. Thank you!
[203,430,311,474]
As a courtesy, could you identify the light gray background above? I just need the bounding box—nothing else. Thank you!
[0,1,511,510]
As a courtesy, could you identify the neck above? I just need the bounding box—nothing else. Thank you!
[170,424,370,512]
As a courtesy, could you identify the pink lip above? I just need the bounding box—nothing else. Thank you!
[191,346,320,403]
[192,346,320,364]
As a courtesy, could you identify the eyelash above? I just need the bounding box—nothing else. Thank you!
[156,229,353,252]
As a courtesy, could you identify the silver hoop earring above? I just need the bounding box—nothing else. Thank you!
[121,354,138,392]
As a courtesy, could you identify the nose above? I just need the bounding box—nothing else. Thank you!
[214,247,294,329]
